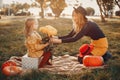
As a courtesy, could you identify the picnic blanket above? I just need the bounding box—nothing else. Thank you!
[39,54,105,75]
[4,55,105,76]
[39,55,85,74]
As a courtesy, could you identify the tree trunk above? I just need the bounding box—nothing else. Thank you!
[103,3,108,18]
[40,3,44,18]
[96,0,106,22]
[115,0,120,9]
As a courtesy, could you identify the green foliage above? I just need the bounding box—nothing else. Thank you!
[0,20,26,55]
[92,69,110,80]
[79,72,95,80]
[108,60,120,80]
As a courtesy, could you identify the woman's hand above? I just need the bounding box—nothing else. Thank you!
[50,38,62,44]
[52,36,58,39]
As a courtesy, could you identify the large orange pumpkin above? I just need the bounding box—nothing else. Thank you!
[2,66,22,76]
[83,55,104,67]
[1,60,17,70]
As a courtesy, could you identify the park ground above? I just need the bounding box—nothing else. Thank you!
[0,16,120,80]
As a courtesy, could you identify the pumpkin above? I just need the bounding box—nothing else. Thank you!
[2,66,22,76]
[1,60,17,70]
[83,55,104,67]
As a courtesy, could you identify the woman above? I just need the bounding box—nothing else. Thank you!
[50,6,112,63]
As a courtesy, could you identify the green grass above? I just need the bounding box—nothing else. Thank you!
[0,16,120,80]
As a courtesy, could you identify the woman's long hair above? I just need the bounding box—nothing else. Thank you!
[24,18,37,38]
[72,10,87,33]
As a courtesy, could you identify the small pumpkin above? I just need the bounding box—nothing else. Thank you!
[1,60,17,70]
[83,55,104,67]
[2,66,22,76]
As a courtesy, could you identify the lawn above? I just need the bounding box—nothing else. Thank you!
[0,16,120,80]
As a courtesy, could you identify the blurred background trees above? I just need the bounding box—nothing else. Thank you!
[36,0,45,18]
[36,0,67,18]
[50,0,67,18]
[86,7,95,16]
[96,0,115,22]
[115,0,120,8]
[115,0,120,16]
[0,0,120,21]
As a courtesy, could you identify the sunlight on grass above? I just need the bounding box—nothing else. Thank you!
[0,17,120,80]
[0,21,12,26]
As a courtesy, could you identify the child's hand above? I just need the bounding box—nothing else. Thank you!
[45,42,49,46]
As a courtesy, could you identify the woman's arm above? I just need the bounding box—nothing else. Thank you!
[50,31,84,44]
[58,29,75,39]
[51,24,89,43]
[61,31,84,43]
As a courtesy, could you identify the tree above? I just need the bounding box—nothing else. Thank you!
[36,0,46,18]
[96,0,106,22]
[23,3,30,11]
[96,0,114,22]
[114,0,120,16]
[10,2,30,16]
[102,0,114,17]
[50,0,67,18]
[10,2,23,15]
[86,7,95,16]
[3,8,13,16]
[115,0,120,9]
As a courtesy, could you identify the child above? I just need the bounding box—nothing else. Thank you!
[24,18,49,58]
